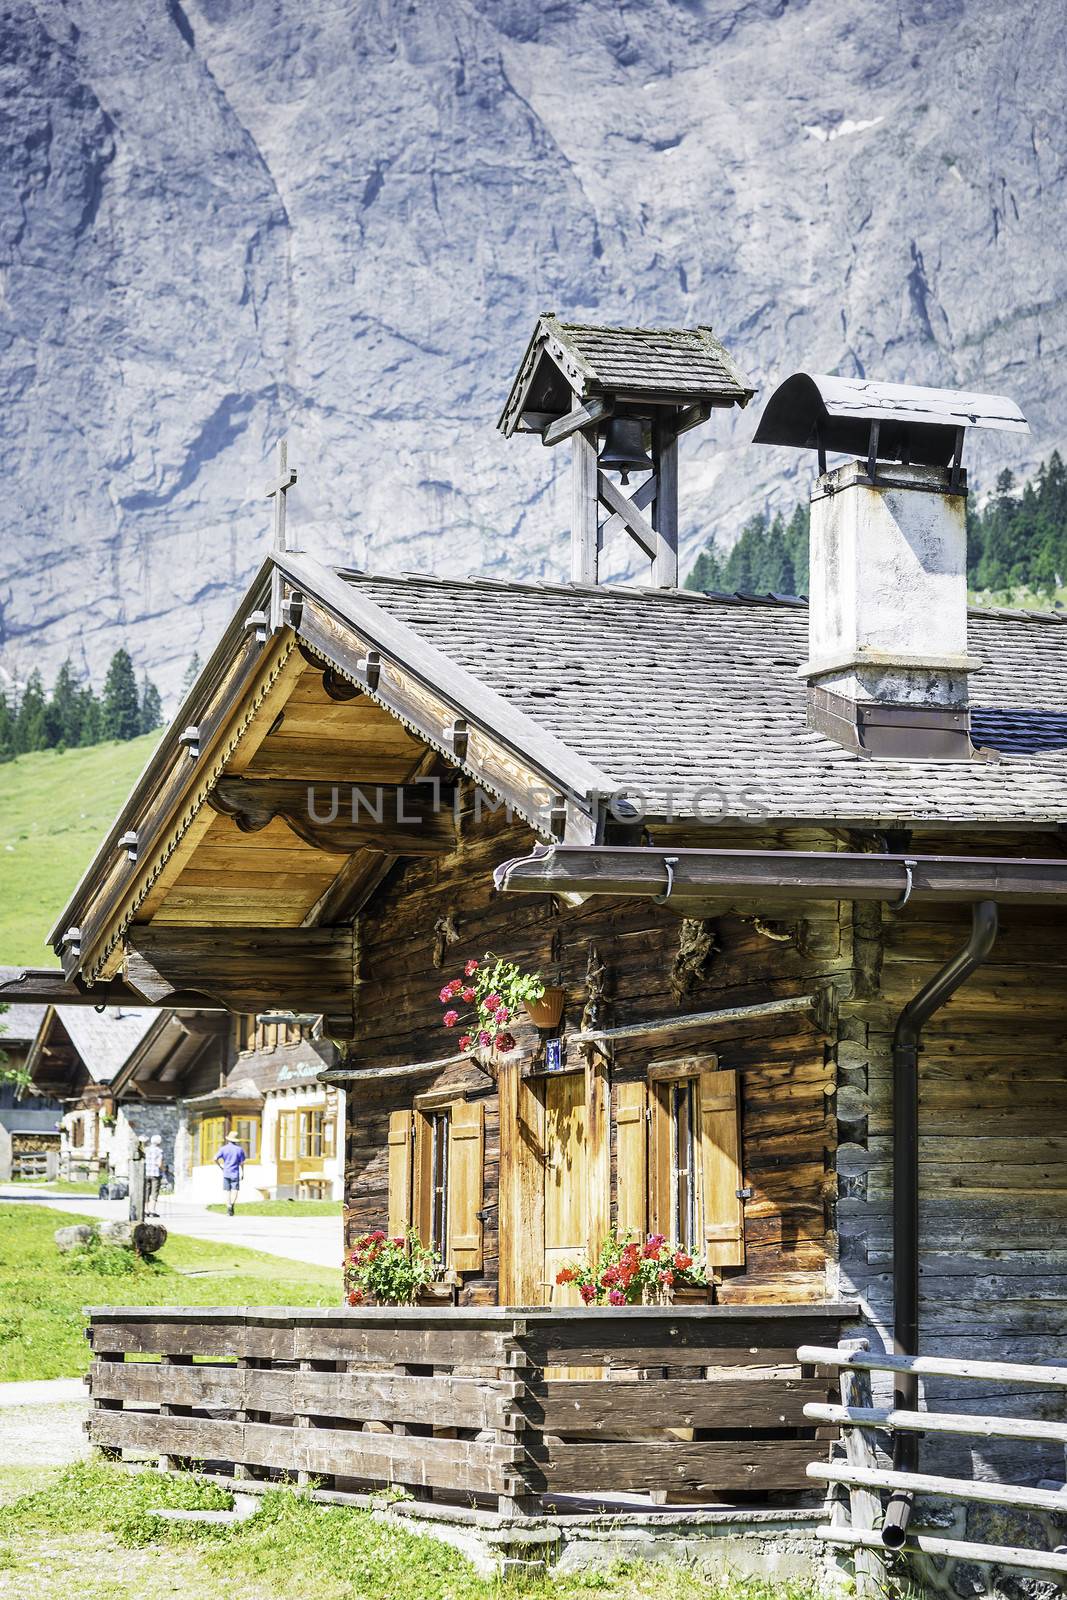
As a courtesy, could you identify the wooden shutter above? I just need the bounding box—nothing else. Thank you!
[448,1099,484,1272]
[699,1066,745,1267]
[387,1109,413,1237]
[615,1079,648,1238]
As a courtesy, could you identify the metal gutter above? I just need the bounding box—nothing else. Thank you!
[493,844,1067,905]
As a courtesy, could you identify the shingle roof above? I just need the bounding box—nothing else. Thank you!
[555,322,754,401]
[338,573,1067,828]
[0,998,47,1045]
[55,1006,160,1084]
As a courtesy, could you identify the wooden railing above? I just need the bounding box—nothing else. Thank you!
[86,1303,855,1518]
[798,1340,1067,1591]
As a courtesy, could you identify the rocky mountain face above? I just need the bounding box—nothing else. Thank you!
[1,0,1064,699]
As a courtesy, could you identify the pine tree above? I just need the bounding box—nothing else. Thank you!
[77,683,102,746]
[181,652,202,696]
[14,671,47,753]
[138,672,163,735]
[101,649,141,741]
[0,690,15,762]
[44,659,84,749]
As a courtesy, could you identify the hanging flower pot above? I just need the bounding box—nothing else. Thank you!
[524,986,564,1030]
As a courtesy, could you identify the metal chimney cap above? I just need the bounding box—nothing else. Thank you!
[753,372,1029,465]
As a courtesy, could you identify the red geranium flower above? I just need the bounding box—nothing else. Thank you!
[484,992,502,1012]
[495,1031,516,1052]
[438,985,453,1003]
[459,1034,471,1051]
[555,1267,577,1284]
[448,978,463,996]
[608,1288,626,1305]
[464,959,479,977]
[674,1252,692,1271]
[493,1005,509,1024]
[443,1009,459,1027]
[461,986,476,1003]
[659,1269,674,1285]
[579,1283,596,1303]
[347,1290,362,1305]
[478,1030,492,1048]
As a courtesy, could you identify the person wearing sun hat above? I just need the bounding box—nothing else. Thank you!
[215,1130,247,1216]
[144,1134,165,1216]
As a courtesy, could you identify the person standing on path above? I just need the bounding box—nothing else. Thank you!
[144,1134,164,1216]
[215,1131,246,1216]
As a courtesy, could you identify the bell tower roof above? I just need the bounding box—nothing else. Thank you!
[498,315,756,437]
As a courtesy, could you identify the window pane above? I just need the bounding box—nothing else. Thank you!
[670,1081,696,1252]
[429,1111,450,1256]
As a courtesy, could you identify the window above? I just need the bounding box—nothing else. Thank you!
[387,1098,485,1273]
[198,1115,260,1165]
[417,1109,451,1256]
[668,1078,699,1253]
[198,1116,226,1165]
[278,1112,297,1164]
[640,1057,745,1270]
[231,1117,260,1162]
[299,1109,326,1161]
[68,1115,84,1149]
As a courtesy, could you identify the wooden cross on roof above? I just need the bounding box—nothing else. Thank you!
[266,439,298,553]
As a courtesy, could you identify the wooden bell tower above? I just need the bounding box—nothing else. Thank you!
[498,316,755,587]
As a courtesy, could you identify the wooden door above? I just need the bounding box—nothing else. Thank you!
[276,1110,298,1191]
[543,1072,588,1306]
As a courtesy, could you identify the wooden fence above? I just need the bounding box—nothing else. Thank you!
[798,1340,1067,1591]
[86,1303,855,1517]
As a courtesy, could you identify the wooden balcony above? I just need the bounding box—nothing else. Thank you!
[86,1302,857,1517]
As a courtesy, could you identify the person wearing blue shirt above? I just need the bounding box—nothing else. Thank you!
[215,1131,247,1216]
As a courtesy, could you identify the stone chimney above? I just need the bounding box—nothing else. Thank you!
[753,374,1029,759]
[498,316,755,588]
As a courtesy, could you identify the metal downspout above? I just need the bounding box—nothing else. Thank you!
[881,899,999,1550]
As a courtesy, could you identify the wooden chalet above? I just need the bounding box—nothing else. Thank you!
[0,995,61,1180]
[9,323,1067,1582]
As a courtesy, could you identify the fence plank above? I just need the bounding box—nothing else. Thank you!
[806,1402,1067,1447]
[88,1361,518,1430]
[535,1377,827,1432]
[88,1410,518,1494]
[812,1460,1067,1518]
[538,1439,817,1494]
[797,1344,1067,1390]
[818,1524,1067,1582]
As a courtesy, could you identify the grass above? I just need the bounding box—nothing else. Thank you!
[10,1179,101,1196]
[205,1198,341,1216]
[0,1461,833,1600]
[0,734,158,964]
[0,1202,340,1381]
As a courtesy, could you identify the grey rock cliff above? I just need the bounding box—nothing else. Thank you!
[1,0,1063,696]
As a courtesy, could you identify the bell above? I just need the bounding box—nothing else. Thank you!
[599,416,653,484]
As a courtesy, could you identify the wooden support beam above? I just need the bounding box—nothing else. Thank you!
[0,967,213,1009]
[209,778,457,856]
[596,471,657,560]
[568,994,818,1048]
[571,424,599,584]
[123,926,356,1037]
[651,418,678,587]
[542,396,612,447]
[599,473,657,545]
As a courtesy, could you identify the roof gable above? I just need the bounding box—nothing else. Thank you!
[498,315,755,436]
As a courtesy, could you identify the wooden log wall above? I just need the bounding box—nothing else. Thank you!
[346,795,857,1307]
[837,835,1067,1493]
